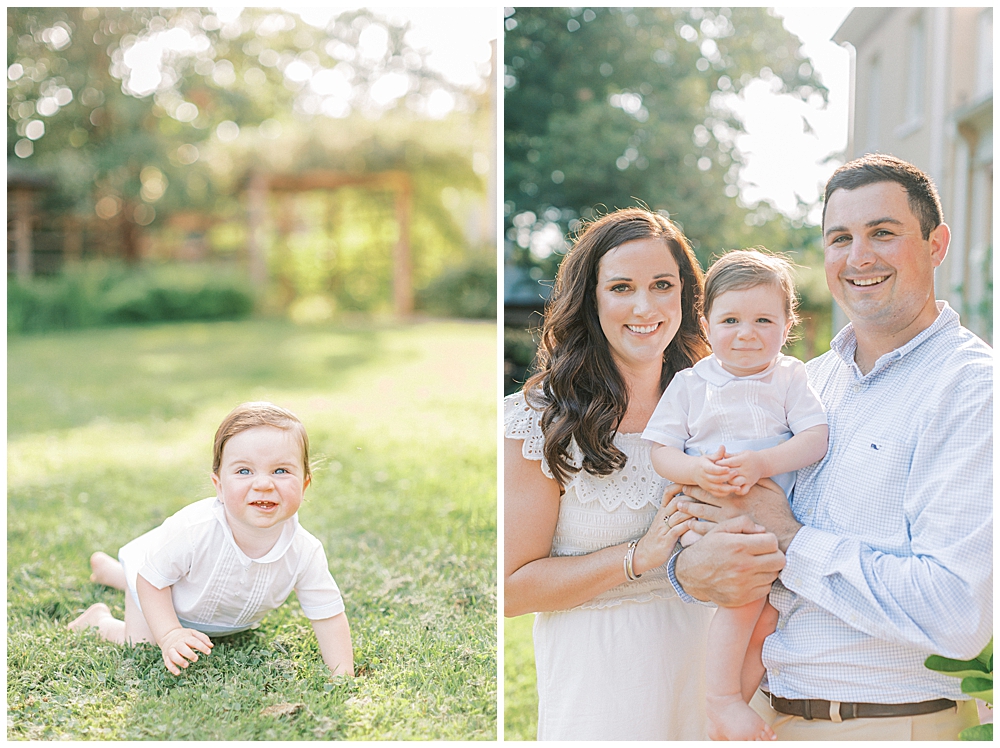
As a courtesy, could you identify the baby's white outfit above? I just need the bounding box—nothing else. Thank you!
[643,354,827,496]
[118,497,344,635]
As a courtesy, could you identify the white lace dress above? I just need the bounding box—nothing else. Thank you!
[505,392,712,741]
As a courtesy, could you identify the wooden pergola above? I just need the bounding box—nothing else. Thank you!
[7,172,53,281]
[245,169,413,317]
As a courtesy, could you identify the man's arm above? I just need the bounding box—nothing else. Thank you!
[679,375,993,659]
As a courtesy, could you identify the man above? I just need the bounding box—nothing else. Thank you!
[667,154,993,740]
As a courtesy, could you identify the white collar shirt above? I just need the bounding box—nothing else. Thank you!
[671,302,993,702]
[119,497,344,634]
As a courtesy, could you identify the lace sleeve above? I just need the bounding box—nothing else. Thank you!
[503,391,556,480]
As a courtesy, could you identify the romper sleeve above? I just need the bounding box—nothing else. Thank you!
[641,373,691,449]
[136,510,198,590]
[294,541,345,620]
[504,391,555,480]
[782,357,828,434]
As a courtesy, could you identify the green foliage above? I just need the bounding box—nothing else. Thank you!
[503,615,537,740]
[418,255,497,319]
[503,327,538,396]
[8,7,491,285]
[504,6,828,275]
[8,262,253,334]
[960,724,994,740]
[8,319,497,739]
[925,638,993,740]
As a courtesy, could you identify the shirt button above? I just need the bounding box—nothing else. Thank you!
[852,383,862,393]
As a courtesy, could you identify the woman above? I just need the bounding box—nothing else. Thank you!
[504,207,714,740]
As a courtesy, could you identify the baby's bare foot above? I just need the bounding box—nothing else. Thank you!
[707,693,776,741]
[89,552,126,589]
[68,602,112,632]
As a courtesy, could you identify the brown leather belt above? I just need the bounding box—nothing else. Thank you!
[764,692,956,722]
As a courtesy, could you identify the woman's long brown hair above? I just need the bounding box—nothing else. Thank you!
[524,208,710,488]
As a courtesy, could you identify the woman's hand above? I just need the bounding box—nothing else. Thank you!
[157,627,213,675]
[631,484,695,575]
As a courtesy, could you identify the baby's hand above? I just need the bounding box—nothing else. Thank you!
[158,627,213,675]
[716,450,767,495]
[693,446,740,498]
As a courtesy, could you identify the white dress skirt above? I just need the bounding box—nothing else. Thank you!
[506,393,713,741]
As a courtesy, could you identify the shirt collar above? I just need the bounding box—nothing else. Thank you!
[693,353,779,386]
[211,497,299,567]
[830,300,958,378]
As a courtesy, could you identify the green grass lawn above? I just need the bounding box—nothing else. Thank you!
[504,615,537,740]
[7,318,497,740]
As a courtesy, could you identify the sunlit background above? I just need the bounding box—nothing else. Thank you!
[8,6,498,328]
[502,6,992,397]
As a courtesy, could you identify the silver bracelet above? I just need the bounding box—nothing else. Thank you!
[624,539,642,581]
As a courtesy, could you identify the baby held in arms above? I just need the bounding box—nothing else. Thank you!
[69,402,354,678]
[643,250,828,740]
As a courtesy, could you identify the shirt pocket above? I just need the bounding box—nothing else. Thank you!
[826,430,910,543]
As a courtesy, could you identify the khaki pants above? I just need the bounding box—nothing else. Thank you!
[750,689,980,741]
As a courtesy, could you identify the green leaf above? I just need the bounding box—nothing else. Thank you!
[958,723,992,741]
[925,654,989,680]
[960,675,993,703]
[974,639,993,668]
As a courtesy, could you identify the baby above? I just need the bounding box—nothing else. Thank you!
[643,249,828,740]
[69,402,354,678]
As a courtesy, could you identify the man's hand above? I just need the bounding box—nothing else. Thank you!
[681,478,803,552]
[157,627,213,675]
[674,515,785,607]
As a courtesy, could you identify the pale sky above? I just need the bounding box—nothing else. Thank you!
[118,6,845,222]
[121,7,496,118]
[734,7,854,224]
[281,5,497,89]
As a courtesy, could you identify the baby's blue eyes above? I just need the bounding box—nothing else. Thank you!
[275,468,288,474]
[238,468,251,475]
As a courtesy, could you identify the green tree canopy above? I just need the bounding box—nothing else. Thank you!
[7,7,486,249]
[504,7,827,274]
[8,7,492,314]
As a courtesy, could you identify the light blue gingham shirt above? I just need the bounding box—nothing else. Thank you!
[670,302,993,703]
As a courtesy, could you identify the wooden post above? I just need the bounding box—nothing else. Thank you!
[13,188,33,281]
[246,171,268,292]
[392,175,413,318]
[63,214,83,265]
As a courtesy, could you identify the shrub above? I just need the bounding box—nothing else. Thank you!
[8,262,254,334]
[417,258,497,320]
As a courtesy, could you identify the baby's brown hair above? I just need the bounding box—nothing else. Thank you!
[213,402,311,479]
[703,248,799,329]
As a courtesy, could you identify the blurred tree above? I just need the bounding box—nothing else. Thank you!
[504,7,828,274]
[7,7,485,277]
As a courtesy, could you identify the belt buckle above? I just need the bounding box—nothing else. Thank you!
[829,701,843,723]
